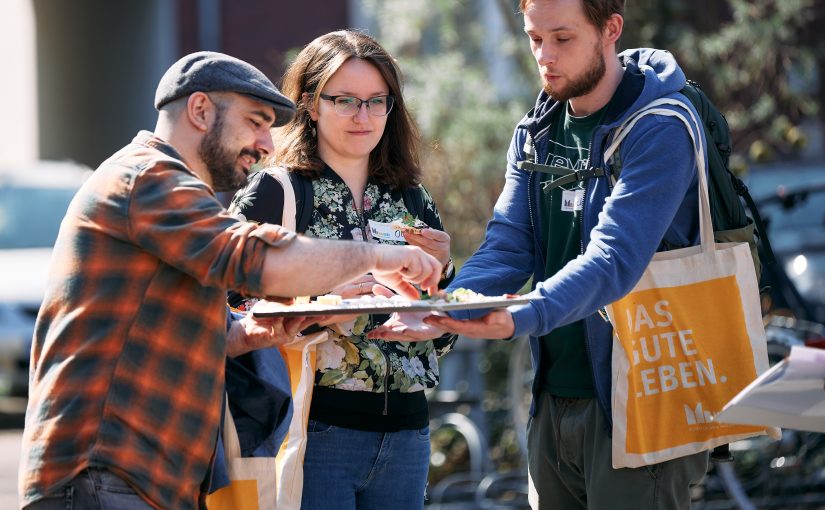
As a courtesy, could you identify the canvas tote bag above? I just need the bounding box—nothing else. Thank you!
[206,398,278,509]
[604,98,778,469]
[272,331,328,509]
[264,167,328,509]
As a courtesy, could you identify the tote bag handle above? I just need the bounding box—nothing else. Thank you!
[603,98,714,253]
[221,397,242,460]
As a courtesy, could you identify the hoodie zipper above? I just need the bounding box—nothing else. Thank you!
[351,194,368,241]
[583,134,612,425]
[527,137,546,265]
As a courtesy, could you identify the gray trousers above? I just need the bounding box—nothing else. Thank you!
[527,393,708,510]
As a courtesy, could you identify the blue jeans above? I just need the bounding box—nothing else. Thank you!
[24,468,154,510]
[301,419,431,510]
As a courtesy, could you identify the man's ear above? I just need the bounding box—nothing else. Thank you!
[603,13,623,46]
[186,92,213,132]
[303,92,319,122]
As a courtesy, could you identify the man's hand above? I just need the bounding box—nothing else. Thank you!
[371,245,441,298]
[226,314,325,357]
[423,309,516,340]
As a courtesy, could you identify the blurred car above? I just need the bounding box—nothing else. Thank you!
[745,161,825,325]
[0,161,91,396]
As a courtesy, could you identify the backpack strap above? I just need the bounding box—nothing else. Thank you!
[517,161,607,191]
[261,167,303,232]
[733,176,777,267]
[401,185,426,220]
[289,171,314,234]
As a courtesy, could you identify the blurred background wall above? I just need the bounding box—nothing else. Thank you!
[0,1,38,165]
[1,0,358,170]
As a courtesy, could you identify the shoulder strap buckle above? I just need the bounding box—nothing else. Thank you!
[539,166,606,192]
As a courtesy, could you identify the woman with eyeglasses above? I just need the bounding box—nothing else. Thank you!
[229,30,456,509]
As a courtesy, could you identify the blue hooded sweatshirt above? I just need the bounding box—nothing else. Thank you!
[449,48,707,430]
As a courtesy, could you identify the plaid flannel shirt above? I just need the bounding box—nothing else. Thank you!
[20,131,295,509]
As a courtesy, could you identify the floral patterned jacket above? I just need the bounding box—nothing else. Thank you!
[229,165,456,396]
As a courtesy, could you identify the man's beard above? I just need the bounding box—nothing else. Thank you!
[543,42,606,103]
[198,112,253,192]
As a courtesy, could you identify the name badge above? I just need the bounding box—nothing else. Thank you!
[561,189,584,212]
[367,220,407,242]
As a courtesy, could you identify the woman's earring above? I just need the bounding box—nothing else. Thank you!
[308,118,317,138]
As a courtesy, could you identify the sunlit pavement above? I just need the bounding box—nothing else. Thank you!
[0,430,22,509]
[0,397,26,509]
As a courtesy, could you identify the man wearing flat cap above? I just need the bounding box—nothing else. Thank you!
[20,51,442,510]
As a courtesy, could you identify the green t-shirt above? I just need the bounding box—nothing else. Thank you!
[538,102,609,396]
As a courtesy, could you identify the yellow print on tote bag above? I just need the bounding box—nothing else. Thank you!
[206,398,277,510]
[604,98,777,468]
[610,278,767,462]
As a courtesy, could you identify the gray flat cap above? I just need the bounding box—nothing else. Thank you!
[154,51,296,126]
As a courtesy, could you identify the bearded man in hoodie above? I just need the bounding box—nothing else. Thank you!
[370,0,709,508]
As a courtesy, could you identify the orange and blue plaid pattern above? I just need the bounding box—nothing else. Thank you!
[20,132,295,509]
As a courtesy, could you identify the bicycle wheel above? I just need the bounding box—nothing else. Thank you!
[715,317,825,508]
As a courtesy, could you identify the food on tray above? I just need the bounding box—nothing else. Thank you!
[420,288,493,302]
[391,213,428,235]
[316,294,343,305]
[445,287,482,302]
[251,290,530,317]
[294,296,310,304]
[343,289,515,306]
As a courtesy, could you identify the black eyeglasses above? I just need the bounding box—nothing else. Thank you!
[318,93,395,117]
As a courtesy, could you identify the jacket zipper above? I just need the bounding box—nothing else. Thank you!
[352,197,368,241]
[350,187,391,414]
[381,342,390,415]
[369,315,391,416]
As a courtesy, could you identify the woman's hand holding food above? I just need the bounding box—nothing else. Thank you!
[331,274,389,299]
[403,228,451,269]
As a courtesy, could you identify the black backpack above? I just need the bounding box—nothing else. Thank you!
[611,81,775,281]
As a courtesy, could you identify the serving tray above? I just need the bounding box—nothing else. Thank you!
[251,295,533,317]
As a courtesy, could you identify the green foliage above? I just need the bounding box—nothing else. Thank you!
[623,0,822,167]
[362,0,536,259]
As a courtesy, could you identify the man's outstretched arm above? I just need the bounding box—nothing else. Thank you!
[260,236,442,300]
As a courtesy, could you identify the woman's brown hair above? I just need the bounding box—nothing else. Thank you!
[272,30,422,189]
